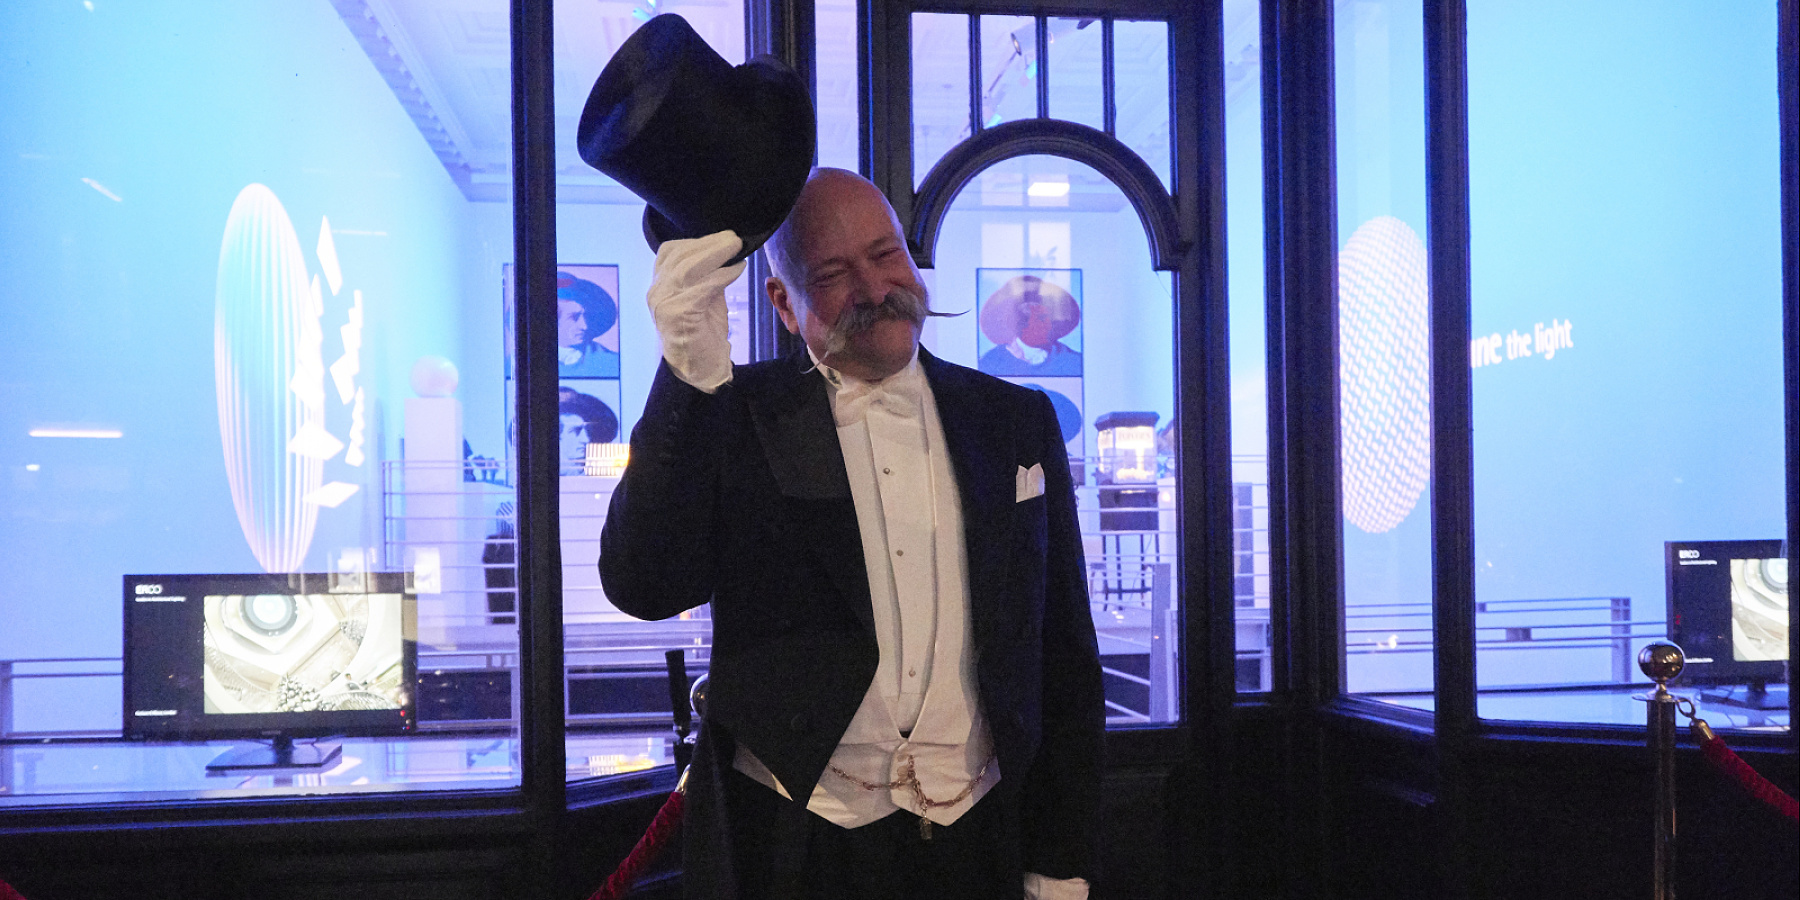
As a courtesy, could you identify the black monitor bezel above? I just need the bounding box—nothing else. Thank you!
[1664,540,1789,685]
[123,572,418,742]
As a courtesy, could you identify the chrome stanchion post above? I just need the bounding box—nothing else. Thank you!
[1638,641,1686,900]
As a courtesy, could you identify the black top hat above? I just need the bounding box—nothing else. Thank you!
[577,14,816,264]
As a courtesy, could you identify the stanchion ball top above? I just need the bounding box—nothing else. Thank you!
[1637,641,1686,684]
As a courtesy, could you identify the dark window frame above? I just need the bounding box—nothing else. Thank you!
[4,5,1792,895]
[860,0,1233,765]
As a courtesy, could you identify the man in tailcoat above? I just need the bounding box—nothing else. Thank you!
[600,168,1103,899]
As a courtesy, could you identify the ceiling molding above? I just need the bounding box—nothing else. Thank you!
[331,0,478,198]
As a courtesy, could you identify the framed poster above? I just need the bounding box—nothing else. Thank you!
[975,268,1084,378]
[502,264,623,380]
[502,264,625,477]
[555,379,623,475]
[976,268,1086,458]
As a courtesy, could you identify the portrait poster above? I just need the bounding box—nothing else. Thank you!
[501,264,624,476]
[500,378,627,477]
[501,263,623,381]
[976,268,1085,459]
[975,268,1084,379]
[555,378,623,475]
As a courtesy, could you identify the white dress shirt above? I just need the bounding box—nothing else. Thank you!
[735,349,1000,830]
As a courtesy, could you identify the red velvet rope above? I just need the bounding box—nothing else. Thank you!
[1,878,26,900]
[1701,735,1799,823]
[586,788,687,900]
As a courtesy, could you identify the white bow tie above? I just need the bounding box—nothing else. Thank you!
[826,363,925,427]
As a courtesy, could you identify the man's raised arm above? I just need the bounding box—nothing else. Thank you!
[598,232,744,621]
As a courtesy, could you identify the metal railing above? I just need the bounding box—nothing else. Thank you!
[1345,596,1668,691]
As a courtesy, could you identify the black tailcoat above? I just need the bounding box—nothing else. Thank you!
[600,348,1104,895]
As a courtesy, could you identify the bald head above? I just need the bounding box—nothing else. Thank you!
[766,168,903,284]
[763,168,931,381]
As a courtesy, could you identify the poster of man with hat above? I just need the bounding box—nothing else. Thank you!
[555,266,622,378]
[975,270,1085,379]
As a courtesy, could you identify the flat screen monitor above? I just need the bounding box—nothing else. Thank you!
[1665,540,1789,690]
[124,573,417,764]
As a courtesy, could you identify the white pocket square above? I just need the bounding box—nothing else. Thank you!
[1015,463,1045,502]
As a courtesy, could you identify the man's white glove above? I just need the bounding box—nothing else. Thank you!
[647,230,747,393]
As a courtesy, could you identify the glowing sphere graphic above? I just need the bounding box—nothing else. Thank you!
[215,184,323,572]
[1338,216,1431,534]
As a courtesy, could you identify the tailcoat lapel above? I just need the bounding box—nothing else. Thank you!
[919,349,1016,655]
[742,352,874,634]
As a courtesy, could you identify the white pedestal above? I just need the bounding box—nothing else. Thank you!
[404,398,468,646]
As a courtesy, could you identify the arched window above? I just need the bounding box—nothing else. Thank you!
[922,149,1181,724]
[867,6,1235,731]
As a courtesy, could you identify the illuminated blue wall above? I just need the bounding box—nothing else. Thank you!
[0,1,486,681]
[1468,2,1784,626]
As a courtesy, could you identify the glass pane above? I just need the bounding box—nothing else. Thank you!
[980,15,1039,129]
[1225,0,1271,693]
[912,13,971,188]
[552,2,746,781]
[929,155,1180,726]
[0,0,520,802]
[1333,0,1433,701]
[1046,18,1104,132]
[816,0,858,172]
[1469,2,1787,730]
[1112,20,1172,192]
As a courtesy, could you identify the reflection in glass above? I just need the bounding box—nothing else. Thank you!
[1224,0,1271,692]
[0,0,522,800]
[816,0,860,171]
[913,13,972,187]
[1047,18,1104,131]
[932,155,1179,726]
[1333,0,1433,699]
[552,1,748,780]
[980,15,1039,128]
[1467,2,1785,730]
[1461,1,1785,730]
[1111,21,1171,191]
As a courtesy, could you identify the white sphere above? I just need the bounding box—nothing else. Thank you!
[411,356,460,397]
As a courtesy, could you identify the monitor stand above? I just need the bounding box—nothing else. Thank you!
[206,736,343,771]
[1699,681,1790,711]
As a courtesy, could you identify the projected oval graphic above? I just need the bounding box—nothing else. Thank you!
[1338,215,1431,534]
[215,184,322,572]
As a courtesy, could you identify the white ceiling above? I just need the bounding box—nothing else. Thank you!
[333,0,1261,207]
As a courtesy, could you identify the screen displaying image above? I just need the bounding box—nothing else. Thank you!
[202,591,407,714]
[1729,557,1790,662]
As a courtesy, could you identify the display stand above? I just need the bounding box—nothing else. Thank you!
[206,736,343,771]
[1700,680,1790,711]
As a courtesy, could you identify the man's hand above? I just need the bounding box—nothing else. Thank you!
[648,230,747,392]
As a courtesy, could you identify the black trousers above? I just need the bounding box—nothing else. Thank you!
[724,768,1025,900]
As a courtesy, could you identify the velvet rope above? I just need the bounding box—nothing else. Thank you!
[1699,734,1799,823]
[586,787,687,900]
[1,877,27,900]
